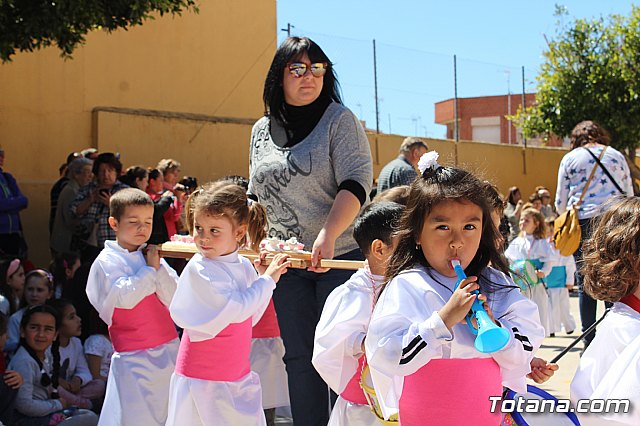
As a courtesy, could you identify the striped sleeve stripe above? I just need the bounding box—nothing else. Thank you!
[511,327,533,352]
[400,341,427,365]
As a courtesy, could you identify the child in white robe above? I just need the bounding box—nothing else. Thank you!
[571,196,640,426]
[86,189,180,426]
[365,152,545,425]
[313,201,404,425]
[544,222,577,336]
[505,207,556,336]
[167,180,290,426]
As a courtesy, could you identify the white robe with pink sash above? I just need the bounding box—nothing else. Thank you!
[365,266,544,424]
[167,251,275,426]
[86,240,180,426]
[250,299,290,409]
[313,268,383,426]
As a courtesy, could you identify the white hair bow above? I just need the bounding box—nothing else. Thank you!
[417,151,440,175]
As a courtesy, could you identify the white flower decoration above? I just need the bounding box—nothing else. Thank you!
[417,151,440,175]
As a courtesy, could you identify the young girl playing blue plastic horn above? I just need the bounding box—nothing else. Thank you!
[365,152,545,425]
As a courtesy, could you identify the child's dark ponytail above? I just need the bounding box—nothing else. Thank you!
[50,339,61,398]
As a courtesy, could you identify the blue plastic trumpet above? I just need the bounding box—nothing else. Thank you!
[451,260,510,353]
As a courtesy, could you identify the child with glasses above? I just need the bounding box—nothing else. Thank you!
[9,304,98,425]
[86,188,180,426]
[6,269,54,355]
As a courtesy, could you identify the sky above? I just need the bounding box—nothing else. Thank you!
[277,1,637,138]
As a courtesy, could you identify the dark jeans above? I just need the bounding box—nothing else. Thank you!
[574,217,612,346]
[272,248,363,426]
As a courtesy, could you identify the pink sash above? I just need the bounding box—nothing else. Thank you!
[252,299,280,338]
[340,355,368,405]
[176,318,252,381]
[109,294,178,353]
[399,358,503,426]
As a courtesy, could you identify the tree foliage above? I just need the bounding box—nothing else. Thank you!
[515,5,640,157]
[0,0,198,62]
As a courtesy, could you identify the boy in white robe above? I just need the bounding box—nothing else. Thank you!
[86,189,180,426]
[313,201,404,425]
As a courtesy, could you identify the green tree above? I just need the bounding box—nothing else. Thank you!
[515,5,640,159]
[0,0,198,63]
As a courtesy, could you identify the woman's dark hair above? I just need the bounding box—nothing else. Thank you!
[20,304,62,397]
[263,36,343,124]
[92,152,123,176]
[570,120,610,150]
[148,168,162,181]
[380,163,512,299]
[119,166,149,189]
[507,186,520,206]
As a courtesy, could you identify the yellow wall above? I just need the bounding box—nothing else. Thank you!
[0,0,572,267]
[0,1,276,266]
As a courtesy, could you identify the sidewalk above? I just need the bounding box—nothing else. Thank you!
[533,291,606,400]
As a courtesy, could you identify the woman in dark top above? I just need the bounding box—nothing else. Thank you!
[248,37,373,425]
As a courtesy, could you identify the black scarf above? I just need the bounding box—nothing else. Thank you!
[272,96,332,148]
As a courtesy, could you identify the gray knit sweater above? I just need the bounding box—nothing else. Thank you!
[248,102,373,257]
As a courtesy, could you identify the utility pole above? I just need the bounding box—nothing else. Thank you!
[453,55,459,142]
[522,66,527,148]
[373,39,380,134]
[280,23,294,37]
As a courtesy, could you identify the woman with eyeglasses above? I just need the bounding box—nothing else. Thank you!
[8,304,98,425]
[248,37,373,425]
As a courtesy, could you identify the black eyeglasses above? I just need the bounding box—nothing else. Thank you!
[287,62,328,78]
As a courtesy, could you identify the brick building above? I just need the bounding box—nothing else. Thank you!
[434,93,565,147]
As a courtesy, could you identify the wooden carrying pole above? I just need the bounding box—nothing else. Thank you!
[158,244,364,271]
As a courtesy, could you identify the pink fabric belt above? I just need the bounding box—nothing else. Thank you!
[340,355,368,405]
[109,294,178,353]
[252,299,280,338]
[399,358,503,426]
[176,318,252,381]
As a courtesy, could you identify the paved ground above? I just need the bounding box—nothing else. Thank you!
[275,290,601,424]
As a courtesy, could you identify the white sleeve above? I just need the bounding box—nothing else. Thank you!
[71,338,93,385]
[170,261,275,341]
[493,295,545,393]
[312,281,370,394]
[86,259,158,326]
[247,264,271,326]
[155,259,179,307]
[537,239,556,277]
[505,238,525,262]
[564,256,576,286]
[365,278,452,418]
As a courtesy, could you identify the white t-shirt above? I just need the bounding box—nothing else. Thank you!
[84,334,114,378]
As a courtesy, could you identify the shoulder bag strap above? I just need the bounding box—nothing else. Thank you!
[582,147,624,194]
[576,147,607,206]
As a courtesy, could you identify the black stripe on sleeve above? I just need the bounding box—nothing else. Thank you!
[511,327,533,352]
[400,341,427,365]
[402,335,423,356]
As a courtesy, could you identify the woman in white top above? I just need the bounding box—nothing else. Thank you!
[555,121,633,347]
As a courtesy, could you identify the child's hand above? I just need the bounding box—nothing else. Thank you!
[566,284,574,292]
[527,357,558,384]
[144,245,161,270]
[263,253,291,283]
[438,277,479,330]
[58,378,71,392]
[3,370,23,389]
[536,269,546,279]
[253,251,270,275]
[69,376,82,393]
[468,294,499,328]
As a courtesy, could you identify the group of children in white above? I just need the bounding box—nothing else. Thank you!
[12,150,639,425]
